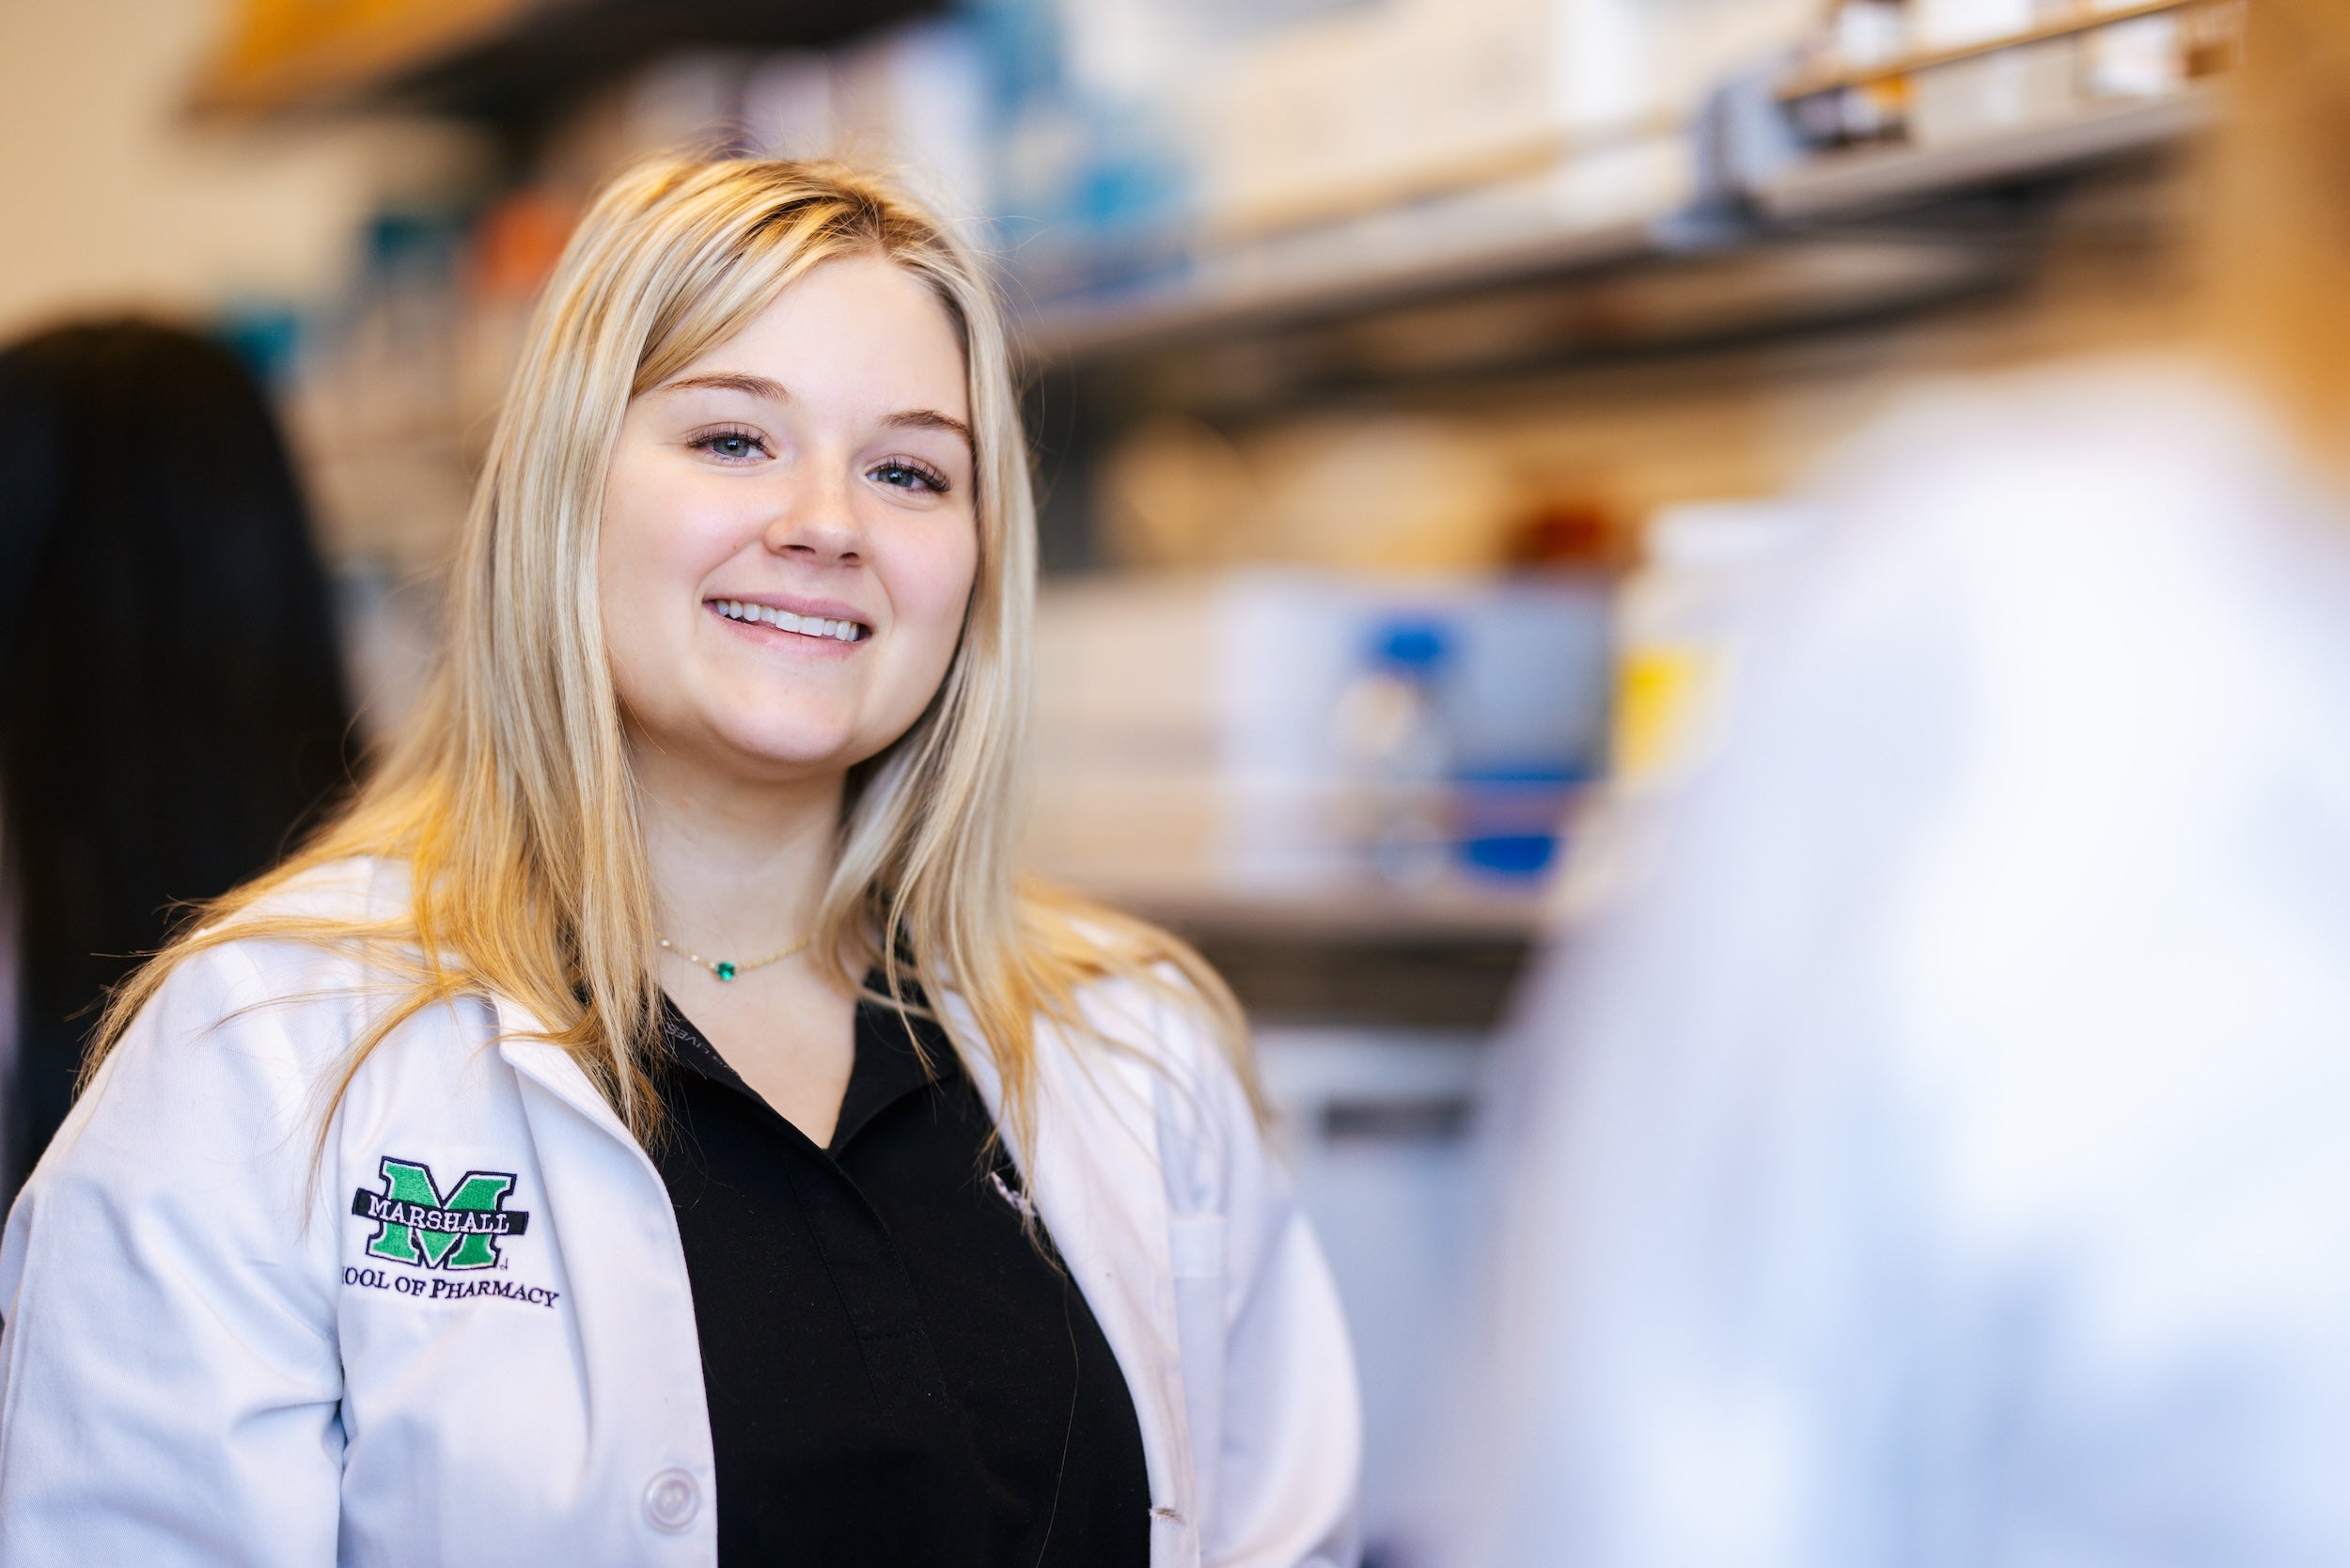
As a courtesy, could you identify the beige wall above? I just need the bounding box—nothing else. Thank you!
[0,0,484,337]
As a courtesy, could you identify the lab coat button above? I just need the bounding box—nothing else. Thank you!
[643,1469,700,1532]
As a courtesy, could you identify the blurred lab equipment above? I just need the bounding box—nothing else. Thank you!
[1223,573,1613,896]
[1426,365,2350,1568]
[1335,619,1455,886]
[1256,1024,1487,1563]
[1026,571,1612,908]
[0,321,352,1200]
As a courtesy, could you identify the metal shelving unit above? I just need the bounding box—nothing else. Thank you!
[1778,0,2208,102]
[1757,89,2210,219]
[1014,8,2232,378]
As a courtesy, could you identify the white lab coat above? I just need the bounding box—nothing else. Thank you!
[0,857,1360,1568]
[1440,365,2350,1568]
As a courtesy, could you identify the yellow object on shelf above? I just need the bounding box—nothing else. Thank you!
[1611,643,1726,790]
[1610,498,1813,792]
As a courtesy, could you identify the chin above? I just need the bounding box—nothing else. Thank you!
[714,716,882,779]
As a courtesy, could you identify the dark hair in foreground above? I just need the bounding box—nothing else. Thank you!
[0,320,352,1197]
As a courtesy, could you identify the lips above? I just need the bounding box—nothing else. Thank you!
[709,598,870,643]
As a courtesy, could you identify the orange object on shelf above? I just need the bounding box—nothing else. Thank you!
[469,189,578,301]
[189,0,532,117]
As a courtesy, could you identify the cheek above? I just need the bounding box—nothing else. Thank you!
[602,458,700,589]
[595,454,701,710]
[886,522,981,667]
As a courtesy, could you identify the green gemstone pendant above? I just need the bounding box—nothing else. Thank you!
[658,933,809,981]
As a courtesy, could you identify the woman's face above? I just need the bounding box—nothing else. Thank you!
[599,255,979,792]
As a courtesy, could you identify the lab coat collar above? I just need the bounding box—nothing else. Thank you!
[950,993,1202,1566]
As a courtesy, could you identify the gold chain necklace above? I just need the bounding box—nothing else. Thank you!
[656,932,813,982]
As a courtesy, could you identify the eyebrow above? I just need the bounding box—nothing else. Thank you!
[656,371,790,400]
[884,408,974,452]
[654,373,972,452]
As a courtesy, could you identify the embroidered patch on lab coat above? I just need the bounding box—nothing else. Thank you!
[344,1155,560,1308]
[351,1155,532,1270]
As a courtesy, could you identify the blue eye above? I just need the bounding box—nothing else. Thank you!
[871,460,948,494]
[695,428,767,463]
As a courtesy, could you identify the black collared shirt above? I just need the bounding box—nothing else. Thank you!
[651,990,1152,1567]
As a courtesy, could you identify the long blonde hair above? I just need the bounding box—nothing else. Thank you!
[85,157,1248,1154]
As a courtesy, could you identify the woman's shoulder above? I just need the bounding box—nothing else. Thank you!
[1026,898,1260,1106]
[1042,966,1299,1244]
[187,852,412,970]
[37,855,472,1205]
[233,853,414,927]
[94,856,424,1090]
[943,961,1246,1121]
[5,882,404,1333]
[1060,964,1267,1170]
[1064,965,1233,1082]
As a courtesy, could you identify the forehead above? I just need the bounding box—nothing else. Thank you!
[677,254,969,418]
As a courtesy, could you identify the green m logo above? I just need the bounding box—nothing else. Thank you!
[350,1156,532,1272]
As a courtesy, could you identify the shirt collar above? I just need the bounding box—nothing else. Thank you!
[656,981,956,1154]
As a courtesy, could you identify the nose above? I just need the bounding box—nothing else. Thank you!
[762,456,865,566]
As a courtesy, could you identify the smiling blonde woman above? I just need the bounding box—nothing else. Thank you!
[0,159,1360,1568]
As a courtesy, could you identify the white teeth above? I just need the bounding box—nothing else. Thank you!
[714,599,863,642]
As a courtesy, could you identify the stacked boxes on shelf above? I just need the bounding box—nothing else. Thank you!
[1195,0,1822,244]
[993,0,1830,317]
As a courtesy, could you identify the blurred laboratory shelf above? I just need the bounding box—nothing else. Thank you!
[1018,225,2030,407]
[1101,877,1552,945]
[1016,125,2201,387]
[1032,869,1546,1029]
[190,0,935,120]
[1776,0,2212,102]
[1013,0,2234,378]
[1013,213,1658,363]
[1079,881,1546,1032]
[1013,213,2044,374]
[1757,89,2214,220]
[1195,925,1534,1032]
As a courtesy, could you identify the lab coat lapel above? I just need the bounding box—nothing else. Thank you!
[486,993,718,1539]
[948,996,1202,1568]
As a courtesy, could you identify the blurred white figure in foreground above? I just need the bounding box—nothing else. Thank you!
[1429,7,2350,1563]
[1439,368,2350,1568]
